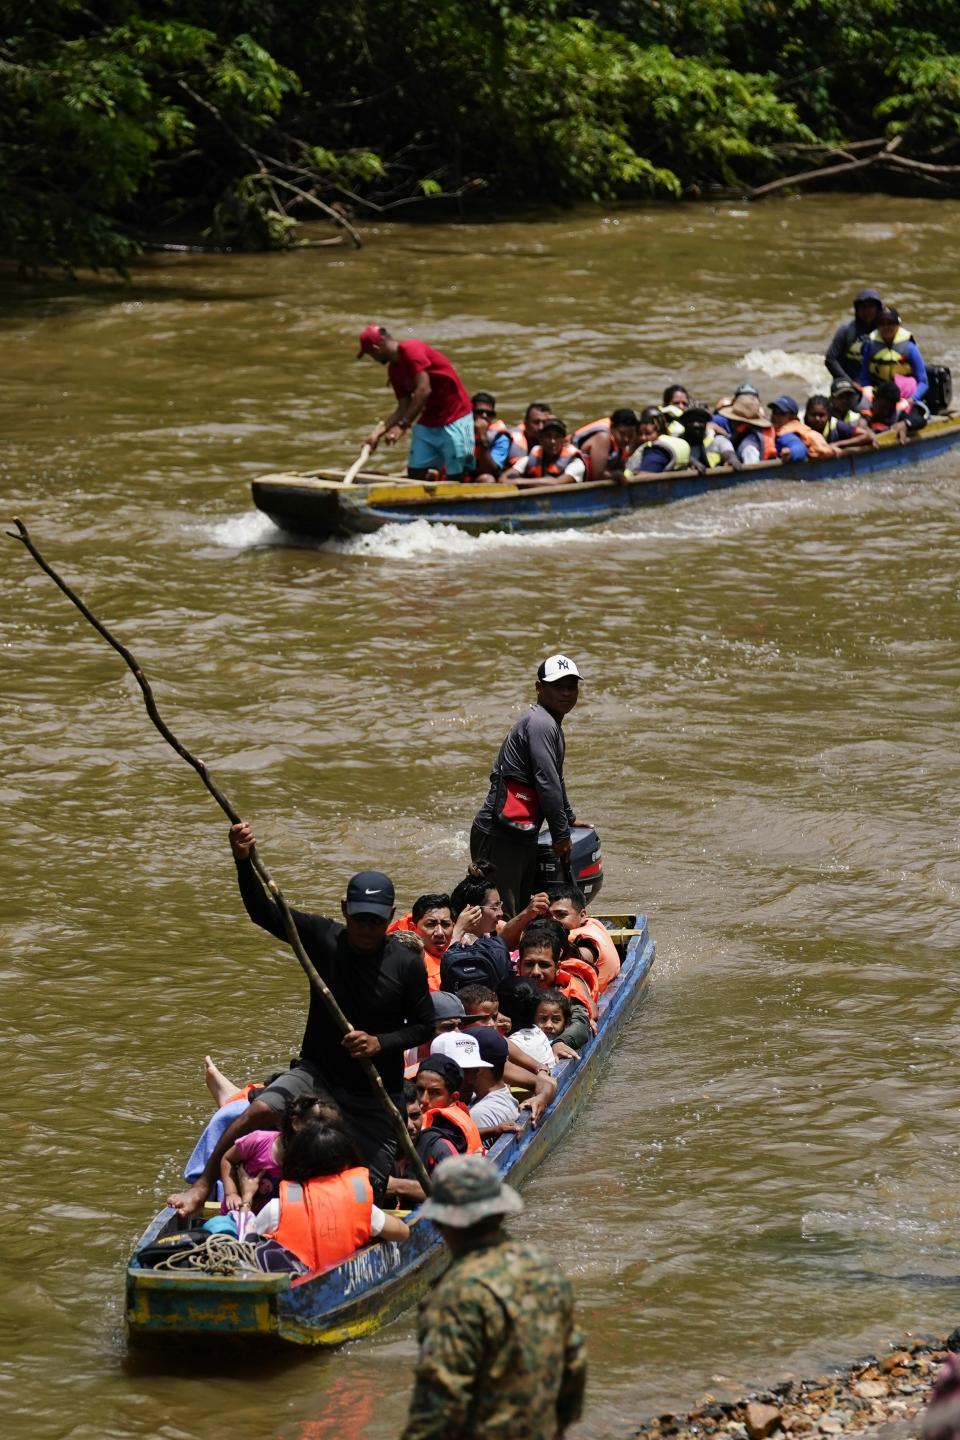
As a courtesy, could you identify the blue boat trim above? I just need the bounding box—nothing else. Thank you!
[126,914,656,1347]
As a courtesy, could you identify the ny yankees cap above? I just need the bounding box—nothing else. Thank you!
[345,869,396,918]
[537,653,581,683]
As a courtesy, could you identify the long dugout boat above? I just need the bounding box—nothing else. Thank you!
[251,415,960,541]
[126,911,655,1348]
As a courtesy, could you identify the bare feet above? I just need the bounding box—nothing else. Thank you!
[203,1055,238,1109]
[166,1178,210,1219]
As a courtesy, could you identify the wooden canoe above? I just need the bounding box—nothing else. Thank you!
[250,416,960,541]
[126,911,656,1348]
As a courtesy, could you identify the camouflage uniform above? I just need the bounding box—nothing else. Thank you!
[401,1230,586,1440]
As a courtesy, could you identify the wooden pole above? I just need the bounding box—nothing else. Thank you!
[7,518,431,1194]
[342,443,372,486]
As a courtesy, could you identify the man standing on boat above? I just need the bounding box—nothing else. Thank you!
[824,287,883,385]
[166,822,434,1216]
[357,324,474,481]
[401,1155,586,1440]
[470,655,582,915]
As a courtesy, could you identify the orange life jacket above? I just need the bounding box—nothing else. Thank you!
[386,912,442,989]
[557,958,598,1018]
[524,443,586,480]
[775,418,835,458]
[269,1167,373,1272]
[471,417,509,475]
[421,1102,484,1155]
[222,1082,260,1107]
[571,417,629,476]
[569,918,621,991]
[507,424,530,458]
[732,423,777,461]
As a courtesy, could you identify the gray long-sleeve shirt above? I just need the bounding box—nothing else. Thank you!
[474,702,577,843]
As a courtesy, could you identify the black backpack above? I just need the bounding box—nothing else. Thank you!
[440,936,511,993]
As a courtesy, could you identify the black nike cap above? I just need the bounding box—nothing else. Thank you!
[345,870,395,918]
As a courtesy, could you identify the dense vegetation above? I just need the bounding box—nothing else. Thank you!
[4,1,960,272]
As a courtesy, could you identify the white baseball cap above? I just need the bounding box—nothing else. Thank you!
[430,1031,493,1069]
[537,653,581,683]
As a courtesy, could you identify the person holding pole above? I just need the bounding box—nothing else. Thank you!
[469,655,583,917]
[167,821,435,1216]
[357,324,474,481]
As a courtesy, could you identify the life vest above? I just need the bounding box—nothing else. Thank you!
[866,327,916,382]
[470,418,508,475]
[652,434,692,470]
[859,388,918,431]
[825,410,862,441]
[269,1167,373,1272]
[732,424,777,461]
[524,443,586,480]
[844,331,871,369]
[557,959,598,1018]
[659,404,686,438]
[689,434,727,468]
[421,1102,484,1155]
[775,418,835,458]
[569,919,621,990]
[507,424,530,459]
[570,417,627,474]
[222,1082,261,1107]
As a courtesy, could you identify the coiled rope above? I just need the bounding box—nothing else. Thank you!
[152,1234,261,1275]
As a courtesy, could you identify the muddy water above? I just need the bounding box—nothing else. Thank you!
[3,195,960,1440]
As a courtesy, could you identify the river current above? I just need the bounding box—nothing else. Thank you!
[3,194,960,1439]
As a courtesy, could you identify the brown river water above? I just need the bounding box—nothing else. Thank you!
[3,195,960,1439]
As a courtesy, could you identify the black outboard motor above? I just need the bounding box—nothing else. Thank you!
[536,823,603,902]
[926,365,953,415]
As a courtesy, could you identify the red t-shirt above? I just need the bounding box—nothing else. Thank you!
[388,340,471,428]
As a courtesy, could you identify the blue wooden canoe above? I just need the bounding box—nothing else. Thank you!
[126,911,655,1348]
[250,415,960,541]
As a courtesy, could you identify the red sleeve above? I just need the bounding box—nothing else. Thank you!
[397,340,431,375]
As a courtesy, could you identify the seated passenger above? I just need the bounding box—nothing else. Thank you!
[384,1080,425,1207]
[467,391,511,480]
[624,408,692,474]
[389,892,454,990]
[828,375,864,425]
[507,401,554,463]
[661,384,691,435]
[461,1025,521,1142]
[457,982,500,1027]
[859,379,928,439]
[503,417,587,485]
[535,989,573,1047]
[678,406,738,472]
[496,976,557,1071]
[404,987,465,1076]
[546,883,621,990]
[251,1121,410,1266]
[419,1050,485,1157]
[218,1090,337,1216]
[387,1056,481,1205]
[571,408,640,480]
[440,866,513,992]
[860,306,928,404]
[804,393,875,453]
[517,918,594,1059]
[825,288,883,384]
[768,394,835,461]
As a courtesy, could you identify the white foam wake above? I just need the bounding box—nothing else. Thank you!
[204,512,284,549]
[738,348,832,394]
[326,518,613,559]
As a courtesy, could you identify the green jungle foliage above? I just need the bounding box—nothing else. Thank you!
[3,0,959,271]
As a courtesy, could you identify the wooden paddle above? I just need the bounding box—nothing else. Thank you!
[342,442,372,486]
[7,518,432,1195]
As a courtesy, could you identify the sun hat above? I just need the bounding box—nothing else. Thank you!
[419,1153,524,1228]
[537,654,581,683]
[430,1031,493,1070]
[716,394,773,427]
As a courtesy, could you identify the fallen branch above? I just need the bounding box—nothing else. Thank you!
[748,135,902,199]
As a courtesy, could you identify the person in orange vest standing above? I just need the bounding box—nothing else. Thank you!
[470,655,583,916]
[357,324,474,481]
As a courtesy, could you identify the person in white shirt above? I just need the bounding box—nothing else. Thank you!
[462,1026,520,1142]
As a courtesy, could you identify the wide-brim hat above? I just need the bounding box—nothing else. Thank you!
[716,395,772,427]
[419,1154,524,1228]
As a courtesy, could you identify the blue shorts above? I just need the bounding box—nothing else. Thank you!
[407,413,474,477]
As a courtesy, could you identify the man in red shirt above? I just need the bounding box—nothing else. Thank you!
[357,324,474,481]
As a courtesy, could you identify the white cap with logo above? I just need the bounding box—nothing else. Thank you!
[537,653,581,683]
[430,1031,493,1069]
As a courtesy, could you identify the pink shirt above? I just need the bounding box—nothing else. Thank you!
[233,1129,282,1180]
[388,340,471,428]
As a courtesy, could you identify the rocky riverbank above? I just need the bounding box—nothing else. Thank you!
[629,1335,960,1440]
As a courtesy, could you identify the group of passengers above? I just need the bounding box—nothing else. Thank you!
[185,865,617,1274]
[464,288,931,485]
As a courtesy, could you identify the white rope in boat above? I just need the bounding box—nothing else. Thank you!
[152,1233,261,1275]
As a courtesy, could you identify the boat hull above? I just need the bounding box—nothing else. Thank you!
[126,914,655,1348]
[251,418,960,541]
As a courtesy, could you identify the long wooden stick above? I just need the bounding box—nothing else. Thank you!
[7,517,431,1193]
[342,443,372,486]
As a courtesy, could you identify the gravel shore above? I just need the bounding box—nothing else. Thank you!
[628,1335,960,1440]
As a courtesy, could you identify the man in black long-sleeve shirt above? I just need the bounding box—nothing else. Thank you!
[167,821,433,1215]
[470,655,582,914]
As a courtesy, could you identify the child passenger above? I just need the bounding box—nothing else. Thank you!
[251,1122,409,1269]
[496,977,556,1071]
[219,1092,336,1215]
[534,989,572,1043]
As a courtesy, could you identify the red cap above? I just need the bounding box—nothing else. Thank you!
[356,324,385,358]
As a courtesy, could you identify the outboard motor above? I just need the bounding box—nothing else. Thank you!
[926,365,952,415]
[536,823,603,902]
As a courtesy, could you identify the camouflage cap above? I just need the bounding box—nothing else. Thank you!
[420,1154,524,1228]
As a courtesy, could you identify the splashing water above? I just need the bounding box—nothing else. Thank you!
[738,348,832,394]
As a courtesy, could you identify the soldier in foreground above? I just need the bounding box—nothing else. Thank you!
[401,1154,586,1440]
